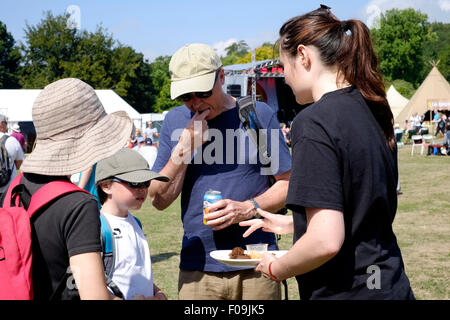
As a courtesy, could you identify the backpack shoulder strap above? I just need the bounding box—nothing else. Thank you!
[133,216,143,230]
[236,96,272,168]
[0,135,11,169]
[0,135,9,145]
[100,214,114,256]
[99,213,125,299]
[3,173,24,207]
[237,98,286,215]
[4,173,90,219]
[26,180,90,218]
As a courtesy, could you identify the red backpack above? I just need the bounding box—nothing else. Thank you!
[0,173,89,300]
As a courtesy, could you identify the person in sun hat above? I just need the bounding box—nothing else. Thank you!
[95,148,169,300]
[10,123,26,152]
[1,78,133,300]
[149,43,292,300]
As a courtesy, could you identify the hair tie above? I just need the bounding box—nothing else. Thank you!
[341,20,351,35]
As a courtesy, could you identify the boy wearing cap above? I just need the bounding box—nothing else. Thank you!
[95,148,169,300]
[149,44,292,300]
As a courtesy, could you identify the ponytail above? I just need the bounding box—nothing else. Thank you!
[279,7,395,150]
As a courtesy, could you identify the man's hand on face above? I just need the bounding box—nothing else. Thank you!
[172,109,210,164]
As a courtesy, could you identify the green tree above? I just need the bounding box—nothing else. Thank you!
[225,40,249,56]
[0,21,21,88]
[391,79,416,99]
[371,8,431,85]
[149,56,179,112]
[19,12,80,88]
[421,22,450,81]
[125,56,155,113]
[221,40,250,66]
[19,11,156,112]
[236,43,279,64]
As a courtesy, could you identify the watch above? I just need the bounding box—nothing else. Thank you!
[250,198,262,219]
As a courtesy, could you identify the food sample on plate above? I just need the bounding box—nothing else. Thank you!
[246,243,268,259]
[229,247,251,259]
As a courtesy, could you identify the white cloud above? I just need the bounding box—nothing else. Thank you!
[211,30,278,58]
[363,0,450,27]
[245,30,278,50]
[212,38,238,57]
[439,0,450,11]
[366,3,382,28]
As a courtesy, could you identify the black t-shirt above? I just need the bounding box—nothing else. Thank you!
[1,173,102,300]
[286,86,414,300]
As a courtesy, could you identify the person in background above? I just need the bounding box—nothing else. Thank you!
[130,128,143,148]
[11,124,26,152]
[394,123,403,145]
[442,122,450,155]
[240,5,414,300]
[144,121,159,147]
[435,113,446,137]
[0,116,24,197]
[137,137,158,169]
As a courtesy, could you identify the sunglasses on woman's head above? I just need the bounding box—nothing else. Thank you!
[112,178,151,189]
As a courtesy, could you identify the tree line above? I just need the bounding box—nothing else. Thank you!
[0,9,448,113]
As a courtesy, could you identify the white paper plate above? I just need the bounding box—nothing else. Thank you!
[210,250,288,267]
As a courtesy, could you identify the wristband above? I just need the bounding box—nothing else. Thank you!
[268,261,280,282]
[249,198,262,219]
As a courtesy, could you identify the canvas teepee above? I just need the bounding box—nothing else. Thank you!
[387,85,409,119]
[395,63,450,124]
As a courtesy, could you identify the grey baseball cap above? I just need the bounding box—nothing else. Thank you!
[95,148,169,185]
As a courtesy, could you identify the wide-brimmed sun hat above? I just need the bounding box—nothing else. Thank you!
[12,124,21,133]
[21,78,133,176]
[169,43,222,100]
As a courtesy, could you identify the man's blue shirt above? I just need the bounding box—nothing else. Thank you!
[153,102,292,272]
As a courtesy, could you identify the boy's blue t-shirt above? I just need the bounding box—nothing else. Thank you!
[152,102,292,272]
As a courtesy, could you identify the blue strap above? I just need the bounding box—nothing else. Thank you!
[134,216,143,230]
[248,111,258,130]
[100,214,113,254]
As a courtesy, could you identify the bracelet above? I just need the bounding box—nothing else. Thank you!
[249,198,262,219]
[268,261,280,282]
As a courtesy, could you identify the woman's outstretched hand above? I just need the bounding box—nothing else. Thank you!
[239,208,294,238]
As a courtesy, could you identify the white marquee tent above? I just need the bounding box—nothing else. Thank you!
[0,89,143,129]
[386,85,409,120]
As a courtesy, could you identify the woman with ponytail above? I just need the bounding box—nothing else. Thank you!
[240,5,414,299]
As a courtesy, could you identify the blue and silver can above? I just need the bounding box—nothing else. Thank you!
[203,190,222,225]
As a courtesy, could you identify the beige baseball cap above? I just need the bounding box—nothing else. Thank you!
[169,43,222,100]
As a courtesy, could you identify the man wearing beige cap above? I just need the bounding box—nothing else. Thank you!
[149,43,292,300]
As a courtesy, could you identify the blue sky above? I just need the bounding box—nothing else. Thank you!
[1,0,449,61]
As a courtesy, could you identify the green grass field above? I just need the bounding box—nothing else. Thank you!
[133,145,450,300]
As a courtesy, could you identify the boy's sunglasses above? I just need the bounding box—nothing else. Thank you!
[177,70,220,102]
[112,178,150,189]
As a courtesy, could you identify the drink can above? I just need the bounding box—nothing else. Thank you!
[203,190,222,225]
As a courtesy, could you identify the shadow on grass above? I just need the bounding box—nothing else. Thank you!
[152,252,178,263]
